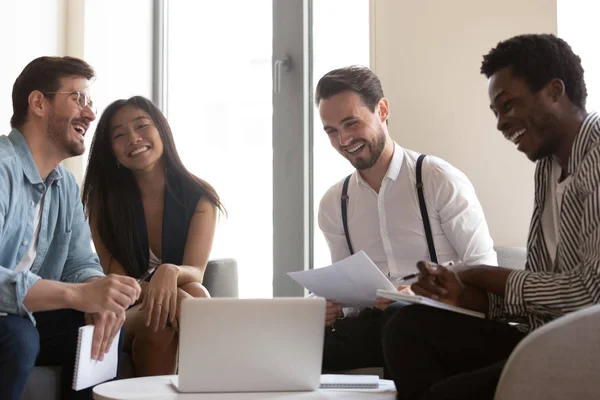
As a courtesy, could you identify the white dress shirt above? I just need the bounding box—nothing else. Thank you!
[318,143,497,284]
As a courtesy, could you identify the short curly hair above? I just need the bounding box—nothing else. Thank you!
[481,34,587,110]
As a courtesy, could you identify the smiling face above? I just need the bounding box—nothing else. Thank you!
[110,105,164,172]
[319,90,389,170]
[45,76,96,157]
[488,67,564,162]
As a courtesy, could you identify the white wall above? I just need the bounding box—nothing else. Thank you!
[371,0,557,247]
[0,0,65,132]
[558,0,600,113]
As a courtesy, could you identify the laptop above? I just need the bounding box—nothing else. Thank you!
[174,297,325,393]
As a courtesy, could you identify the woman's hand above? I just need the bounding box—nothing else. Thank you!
[139,263,180,331]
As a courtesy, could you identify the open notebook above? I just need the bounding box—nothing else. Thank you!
[72,325,119,391]
[376,289,485,318]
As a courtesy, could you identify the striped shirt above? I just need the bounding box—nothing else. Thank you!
[488,112,600,333]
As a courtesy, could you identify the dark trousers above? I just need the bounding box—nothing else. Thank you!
[323,307,399,377]
[0,309,124,400]
[382,303,526,400]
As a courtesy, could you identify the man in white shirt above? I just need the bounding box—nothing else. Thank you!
[316,65,496,373]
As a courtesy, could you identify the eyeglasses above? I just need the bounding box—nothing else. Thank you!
[43,91,97,115]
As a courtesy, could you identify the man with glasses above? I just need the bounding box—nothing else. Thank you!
[0,56,141,400]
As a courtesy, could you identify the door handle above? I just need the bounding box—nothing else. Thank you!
[273,55,291,94]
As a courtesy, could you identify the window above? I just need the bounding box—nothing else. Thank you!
[82,0,153,166]
[312,1,371,269]
[166,1,273,298]
[75,0,370,297]
[165,0,370,296]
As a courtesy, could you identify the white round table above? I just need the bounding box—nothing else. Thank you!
[93,375,397,400]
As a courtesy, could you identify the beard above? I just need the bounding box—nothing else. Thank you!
[526,101,563,162]
[347,129,387,170]
[47,109,85,157]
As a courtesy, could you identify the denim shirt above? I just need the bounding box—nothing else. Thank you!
[0,129,104,319]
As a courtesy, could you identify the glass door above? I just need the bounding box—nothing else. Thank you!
[166,0,309,297]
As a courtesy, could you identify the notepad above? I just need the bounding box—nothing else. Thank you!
[72,325,119,391]
[376,289,485,318]
[320,374,379,389]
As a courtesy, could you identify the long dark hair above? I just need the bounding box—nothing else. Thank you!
[82,96,224,278]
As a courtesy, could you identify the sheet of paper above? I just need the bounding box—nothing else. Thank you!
[288,251,397,307]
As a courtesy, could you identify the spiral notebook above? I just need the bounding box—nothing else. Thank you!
[72,325,119,391]
[320,374,379,389]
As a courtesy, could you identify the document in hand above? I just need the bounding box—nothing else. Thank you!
[288,251,396,307]
[375,289,485,318]
[72,325,119,391]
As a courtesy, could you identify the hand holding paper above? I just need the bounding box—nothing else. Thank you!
[288,251,396,307]
[375,285,411,311]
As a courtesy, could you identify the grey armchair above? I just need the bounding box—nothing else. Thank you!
[494,246,526,269]
[202,257,239,298]
[22,258,238,400]
[495,303,600,400]
[493,247,600,398]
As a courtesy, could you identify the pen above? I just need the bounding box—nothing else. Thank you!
[393,261,455,285]
[137,267,157,283]
[394,272,420,284]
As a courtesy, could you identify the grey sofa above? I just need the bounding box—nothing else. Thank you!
[21,258,238,400]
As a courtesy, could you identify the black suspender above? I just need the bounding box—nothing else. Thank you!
[416,154,438,263]
[340,154,438,263]
[341,174,354,255]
